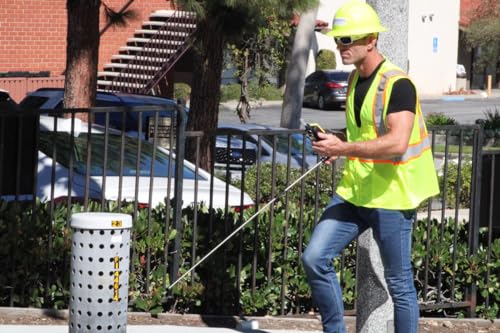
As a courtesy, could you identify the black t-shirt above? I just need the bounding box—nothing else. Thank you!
[353,60,416,127]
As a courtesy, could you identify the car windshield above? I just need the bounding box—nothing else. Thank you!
[39,132,202,180]
[262,133,314,156]
[325,72,349,81]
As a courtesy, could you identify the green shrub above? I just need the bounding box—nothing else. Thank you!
[0,161,498,319]
[481,107,500,131]
[220,82,282,102]
[426,112,457,126]
[438,158,473,209]
[248,82,282,101]
[476,107,500,146]
[173,83,191,103]
[233,162,340,206]
[220,84,241,102]
[412,218,500,320]
[316,50,337,70]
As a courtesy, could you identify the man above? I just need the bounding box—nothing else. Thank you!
[302,1,439,333]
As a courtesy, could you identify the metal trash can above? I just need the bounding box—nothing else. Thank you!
[69,212,132,333]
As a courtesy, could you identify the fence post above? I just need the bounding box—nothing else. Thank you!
[467,126,483,316]
[69,212,132,333]
[170,101,187,284]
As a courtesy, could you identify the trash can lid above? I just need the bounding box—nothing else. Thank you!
[71,212,132,230]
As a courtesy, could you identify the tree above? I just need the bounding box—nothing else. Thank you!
[63,0,101,119]
[64,1,138,119]
[176,0,318,170]
[227,8,295,123]
[464,0,500,81]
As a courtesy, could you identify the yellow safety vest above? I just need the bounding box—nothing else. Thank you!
[336,60,440,209]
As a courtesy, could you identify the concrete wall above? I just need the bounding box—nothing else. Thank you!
[408,0,460,96]
[311,0,461,96]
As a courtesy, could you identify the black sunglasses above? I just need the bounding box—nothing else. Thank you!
[334,34,371,46]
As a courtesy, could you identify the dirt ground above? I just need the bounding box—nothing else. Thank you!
[0,308,499,333]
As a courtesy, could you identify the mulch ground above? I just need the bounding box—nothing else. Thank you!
[0,308,499,333]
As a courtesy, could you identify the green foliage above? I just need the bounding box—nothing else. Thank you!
[438,158,473,209]
[463,0,500,75]
[482,107,500,130]
[316,50,337,70]
[234,162,338,206]
[425,112,458,126]
[477,107,500,146]
[248,82,283,101]
[413,219,500,320]
[0,161,498,319]
[173,83,191,103]
[220,82,283,102]
[220,84,241,101]
[226,17,292,86]
[223,0,318,83]
[175,0,320,167]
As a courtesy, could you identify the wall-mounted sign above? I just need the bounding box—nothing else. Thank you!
[433,37,438,53]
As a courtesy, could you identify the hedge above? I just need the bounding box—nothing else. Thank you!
[0,163,498,319]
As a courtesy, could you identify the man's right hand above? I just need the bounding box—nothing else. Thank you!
[312,132,346,164]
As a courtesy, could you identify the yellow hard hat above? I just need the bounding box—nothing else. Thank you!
[327,1,387,37]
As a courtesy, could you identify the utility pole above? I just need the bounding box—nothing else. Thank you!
[280,6,319,129]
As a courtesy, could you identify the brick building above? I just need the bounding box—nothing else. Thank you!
[0,0,186,101]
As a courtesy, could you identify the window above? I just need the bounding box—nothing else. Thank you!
[325,71,350,81]
[262,134,314,156]
[39,132,203,180]
[18,96,50,109]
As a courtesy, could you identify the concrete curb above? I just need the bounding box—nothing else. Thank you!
[1,307,499,331]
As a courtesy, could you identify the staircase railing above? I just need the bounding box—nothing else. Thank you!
[105,10,197,94]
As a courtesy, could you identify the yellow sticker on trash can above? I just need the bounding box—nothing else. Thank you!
[111,220,122,227]
[113,256,120,301]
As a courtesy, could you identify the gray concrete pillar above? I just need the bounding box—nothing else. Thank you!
[356,1,409,333]
[355,229,394,333]
[369,0,409,72]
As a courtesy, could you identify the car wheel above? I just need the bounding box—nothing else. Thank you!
[317,95,326,110]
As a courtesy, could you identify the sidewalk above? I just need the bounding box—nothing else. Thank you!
[420,88,500,101]
[0,325,321,333]
[1,308,499,333]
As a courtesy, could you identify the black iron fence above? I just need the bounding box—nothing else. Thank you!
[0,105,498,318]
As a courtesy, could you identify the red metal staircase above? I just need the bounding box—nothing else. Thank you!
[97,10,196,94]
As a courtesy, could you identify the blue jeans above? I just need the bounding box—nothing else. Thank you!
[302,194,418,333]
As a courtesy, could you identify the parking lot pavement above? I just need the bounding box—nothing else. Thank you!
[0,325,322,333]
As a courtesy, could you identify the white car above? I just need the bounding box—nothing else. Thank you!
[35,116,253,209]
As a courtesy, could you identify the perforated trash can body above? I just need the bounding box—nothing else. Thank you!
[69,213,132,333]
